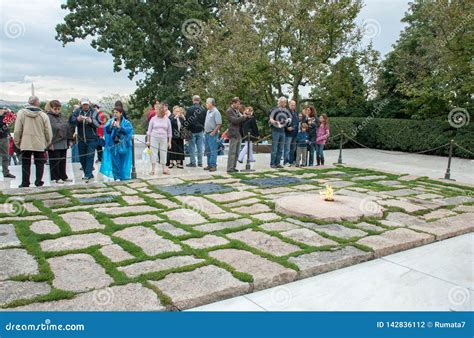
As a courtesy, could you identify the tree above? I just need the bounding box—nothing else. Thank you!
[311,56,368,116]
[56,0,223,111]
[186,0,364,113]
[376,0,474,119]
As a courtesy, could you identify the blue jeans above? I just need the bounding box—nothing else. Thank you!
[270,130,285,166]
[316,144,325,158]
[188,132,203,165]
[78,139,98,178]
[204,133,218,167]
[308,142,315,166]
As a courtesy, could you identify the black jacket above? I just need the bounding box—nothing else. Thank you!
[169,115,185,139]
[70,107,101,141]
[185,104,206,133]
[0,114,9,139]
[240,116,259,140]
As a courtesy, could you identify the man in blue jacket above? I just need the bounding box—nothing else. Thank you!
[70,98,101,182]
[284,100,299,166]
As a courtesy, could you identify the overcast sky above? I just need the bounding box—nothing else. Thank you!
[0,0,409,102]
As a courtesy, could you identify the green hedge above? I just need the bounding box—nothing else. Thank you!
[323,117,473,159]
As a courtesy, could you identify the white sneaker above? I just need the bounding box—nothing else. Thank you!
[56,179,64,184]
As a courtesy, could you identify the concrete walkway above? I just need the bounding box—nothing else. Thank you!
[190,233,474,311]
[1,145,473,190]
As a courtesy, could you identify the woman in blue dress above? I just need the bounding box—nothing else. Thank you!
[100,108,134,181]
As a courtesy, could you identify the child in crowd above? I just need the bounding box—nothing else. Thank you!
[238,106,259,164]
[316,113,330,166]
[295,123,309,167]
[8,135,18,165]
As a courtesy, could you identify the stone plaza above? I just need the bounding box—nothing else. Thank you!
[0,151,473,311]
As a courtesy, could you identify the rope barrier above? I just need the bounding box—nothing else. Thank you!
[453,142,474,156]
[343,133,451,156]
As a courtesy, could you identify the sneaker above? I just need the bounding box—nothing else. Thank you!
[62,178,72,182]
[198,164,203,167]
[209,166,217,172]
[203,166,211,171]
[276,164,284,169]
[18,184,29,188]
[4,173,15,178]
[270,165,277,169]
[237,160,243,164]
[35,181,44,187]
[55,180,64,184]
[227,169,239,173]
[186,163,196,167]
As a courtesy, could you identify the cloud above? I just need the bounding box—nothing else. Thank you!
[0,75,137,102]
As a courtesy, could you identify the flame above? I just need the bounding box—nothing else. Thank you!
[320,184,334,201]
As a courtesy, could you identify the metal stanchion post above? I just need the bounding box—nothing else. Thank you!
[241,132,255,172]
[131,138,137,179]
[337,131,344,165]
[443,139,454,181]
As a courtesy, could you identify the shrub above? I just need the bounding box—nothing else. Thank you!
[322,117,473,159]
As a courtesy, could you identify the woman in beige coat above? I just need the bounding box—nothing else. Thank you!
[14,96,52,188]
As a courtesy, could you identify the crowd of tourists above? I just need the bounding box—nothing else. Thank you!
[0,95,329,187]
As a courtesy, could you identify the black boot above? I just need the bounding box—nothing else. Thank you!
[321,156,325,165]
[316,156,321,166]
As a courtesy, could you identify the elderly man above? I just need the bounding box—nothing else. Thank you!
[70,98,101,182]
[226,97,248,173]
[203,98,222,172]
[14,96,52,187]
[0,107,15,178]
[268,97,290,168]
[284,100,299,166]
[185,95,207,167]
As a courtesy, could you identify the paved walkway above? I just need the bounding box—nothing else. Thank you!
[191,233,474,311]
[1,145,473,190]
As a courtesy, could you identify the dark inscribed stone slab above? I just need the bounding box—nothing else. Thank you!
[156,183,234,196]
[241,176,303,187]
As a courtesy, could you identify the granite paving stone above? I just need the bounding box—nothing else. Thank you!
[113,226,181,256]
[163,209,207,225]
[118,256,204,278]
[40,233,113,252]
[0,281,51,306]
[149,265,249,309]
[194,219,253,232]
[280,228,338,247]
[112,214,162,225]
[227,229,300,256]
[357,228,434,257]
[209,249,297,290]
[183,235,229,249]
[152,223,189,236]
[60,211,105,231]
[30,220,61,235]
[48,253,113,292]
[99,244,134,263]
[0,224,20,248]
[289,246,373,278]
[0,249,39,281]
[12,283,165,311]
